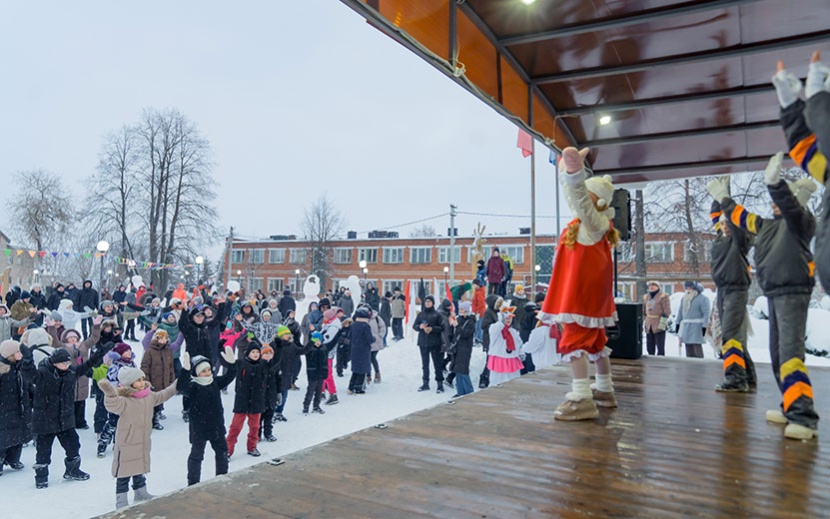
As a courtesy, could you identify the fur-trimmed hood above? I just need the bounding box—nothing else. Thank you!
[117,380,151,397]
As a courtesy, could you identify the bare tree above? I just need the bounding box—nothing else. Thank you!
[301,195,346,290]
[410,224,437,238]
[8,170,75,255]
[83,125,141,261]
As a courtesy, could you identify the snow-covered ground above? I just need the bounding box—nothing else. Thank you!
[8,295,830,519]
[5,307,487,519]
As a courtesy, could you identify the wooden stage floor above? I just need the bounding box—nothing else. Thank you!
[102,358,830,519]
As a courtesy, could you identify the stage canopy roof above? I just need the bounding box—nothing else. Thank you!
[340,0,830,184]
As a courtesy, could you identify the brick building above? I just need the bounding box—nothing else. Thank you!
[224,233,559,298]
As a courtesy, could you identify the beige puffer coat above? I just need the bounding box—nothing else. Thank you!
[99,379,177,478]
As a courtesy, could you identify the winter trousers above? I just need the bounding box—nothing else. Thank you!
[303,378,324,410]
[488,283,500,295]
[454,374,474,396]
[685,344,704,358]
[646,330,666,356]
[719,288,756,386]
[419,346,444,384]
[124,319,136,341]
[370,351,380,377]
[1,444,23,466]
[99,412,120,446]
[260,408,274,438]
[226,413,260,455]
[35,429,80,466]
[92,384,108,434]
[336,345,350,376]
[74,399,88,429]
[768,294,820,429]
[188,427,228,486]
[116,474,146,493]
[392,318,404,340]
[321,358,337,395]
[519,352,536,375]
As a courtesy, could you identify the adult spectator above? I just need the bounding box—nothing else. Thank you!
[47,283,68,311]
[676,281,710,358]
[277,289,295,318]
[486,248,506,295]
[364,283,380,312]
[339,289,355,318]
[390,287,406,341]
[76,280,99,340]
[643,281,671,356]
[29,284,47,311]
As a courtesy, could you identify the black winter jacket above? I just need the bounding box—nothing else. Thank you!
[721,181,815,297]
[232,357,278,414]
[450,315,476,376]
[274,337,303,392]
[710,200,751,290]
[177,363,236,442]
[481,295,502,352]
[76,282,99,312]
[299,343,329,381]
[0,358,32,449]
[412,307,444,349]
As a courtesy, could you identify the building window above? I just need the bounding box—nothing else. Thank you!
[437,246,461,264]
[410,247,432,264]
[290,248,306,265]
[684,241,712,263]
[467,246,492,263]
[358,248,378,264]
[617,242,635,262]
[383,280,404,296]
[268,249,286,264]
[288,277,303,294]
[267,278,284,293]
[334,248,353,265]
[644,242,674,263]
[501,246,524,264]
[231,250,245,264]
[247,277,264,293]
[383,247,404,264]
[250,249,265,264]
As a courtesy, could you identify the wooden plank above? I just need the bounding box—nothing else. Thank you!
[98,358,830,519]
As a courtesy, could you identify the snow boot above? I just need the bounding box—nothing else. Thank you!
[436,382,444,394]
[417,381,430,392]
[275,412,288,422]
[591,388,618,408]
[325,394,339,405]
[116,493,129,509]
[766,409,788,424]
[302,406,309,415]
[785,423,818,440]
[34,464,49,489]
[152,410,164,430]
[554,398,599,421]
[182,410,190,423]
[134,485,155,502]
[247,448,261,457]
[6,460,24,470]
[96,441,108,458]
[63,456,90,481]
[366,374,372,385]
[715,378,749,393]
[313,406,326,414]
[374,373,381,384]
[158,411,167,420]
[264,434,277,442]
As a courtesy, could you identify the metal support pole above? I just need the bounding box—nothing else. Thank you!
[449,204,457,286]
[225,226,234,290]
[530,140,537,295]
[99,255,104,295]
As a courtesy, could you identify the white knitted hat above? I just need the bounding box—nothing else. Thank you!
[585,175,615,209]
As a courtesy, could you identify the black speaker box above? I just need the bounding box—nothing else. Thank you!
[608,303,643,359]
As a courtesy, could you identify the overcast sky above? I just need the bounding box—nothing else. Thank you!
[0,0,573,262]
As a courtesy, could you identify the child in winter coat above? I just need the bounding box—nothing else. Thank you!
[259,345,280,442]
[486,307,524,385]
[540,147,619,421]
[21,340,112,488]
[335,318,353,377]
[300,332,329,413]
[226,341,278,458]
[350,309,375,394]
[98,342,137,458]
[450,302,476,397]
[140,328,183,430]
[0,340,30,477]
[272,325,301,422]
[98,367,178,509]
[320,309,342,405]
[178,347,236,486]
[48,314,103,430]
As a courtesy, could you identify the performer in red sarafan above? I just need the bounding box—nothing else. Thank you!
[539,147,619,421]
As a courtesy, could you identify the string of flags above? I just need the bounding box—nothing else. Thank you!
[2,249,196,271]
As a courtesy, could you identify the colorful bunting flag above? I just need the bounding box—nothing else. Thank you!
[517,128,533,158]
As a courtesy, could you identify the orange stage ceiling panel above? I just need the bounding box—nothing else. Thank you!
[497,52,529,124]
[376,0,450,62]
[455,10,500,111]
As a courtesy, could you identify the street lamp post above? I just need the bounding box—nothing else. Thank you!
[97,240,110,292]
[443,266,449,290]
[195,256,204,285]
[295,269,301,297]
[362,267,368,282]
[33,269,39,285]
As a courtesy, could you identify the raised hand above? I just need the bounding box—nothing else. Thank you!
[220,346,236,365]
[806,50,830,99]
[93,315,103,326]
[181,350,191,371]
[772,60,803,109]
[705,176,730,202]
[764,152,785,186]
[561,147,591,174]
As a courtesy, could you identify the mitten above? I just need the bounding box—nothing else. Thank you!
[276,393,283,407]
[764,152,784,185]
[806,59,830,99]
[219,346,236,365]
[706,176,730,202]
[772,65,802,109]
[180,350,191,371]
[561,147,590,174]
